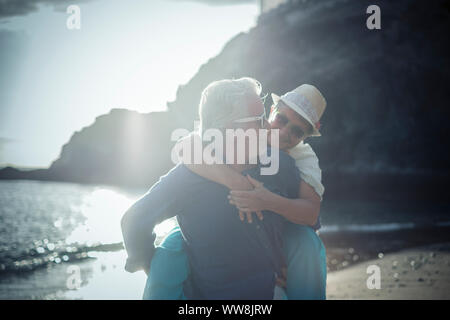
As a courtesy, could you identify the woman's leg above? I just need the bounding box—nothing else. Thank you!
[282,222,327,300]
[142,227,189,300]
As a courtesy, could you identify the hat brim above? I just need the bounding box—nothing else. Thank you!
[271,93,321,137]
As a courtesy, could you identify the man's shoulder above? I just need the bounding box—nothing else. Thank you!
[275,149,298,179]
[149,164,205,193]
[261,147,296,170]
[160,164,192,180]
[255,148,300,197]
[278,149,297,169]
[279,151,301,194]
[257,148,297,176]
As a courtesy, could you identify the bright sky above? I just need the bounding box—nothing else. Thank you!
[0,0,258,168]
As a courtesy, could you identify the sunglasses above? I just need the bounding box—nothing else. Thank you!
[271,105,307,140]
[233,109,267,128]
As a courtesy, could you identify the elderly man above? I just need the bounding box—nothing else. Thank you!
[121,77,301,299]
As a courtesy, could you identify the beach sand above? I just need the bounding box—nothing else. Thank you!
[326,243,450,299]
[1,243,449,300]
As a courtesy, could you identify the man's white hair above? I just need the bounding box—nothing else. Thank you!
[199,77,262,134]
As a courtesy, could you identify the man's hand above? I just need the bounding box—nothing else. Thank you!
[228,175,273,223]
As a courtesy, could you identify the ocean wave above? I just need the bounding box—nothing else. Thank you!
[320,221,450,233]
[0,241,123,275]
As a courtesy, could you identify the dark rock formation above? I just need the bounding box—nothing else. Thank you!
[2,0,449,199]
[1,109,180,188]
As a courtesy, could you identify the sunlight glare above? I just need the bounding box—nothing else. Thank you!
[65,188,136,245]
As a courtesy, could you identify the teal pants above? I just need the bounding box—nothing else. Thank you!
[143,223,327,300]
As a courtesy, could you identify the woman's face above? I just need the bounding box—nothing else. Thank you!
[267,101,313,151]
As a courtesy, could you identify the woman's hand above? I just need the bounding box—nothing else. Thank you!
[228,175,274,223]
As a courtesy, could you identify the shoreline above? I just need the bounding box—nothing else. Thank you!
[3,243,448,300]
[0,251,147,300]
[327,242,450,299]
[2,172,450,203]
[322,225,450,272]
[1,225,450,299]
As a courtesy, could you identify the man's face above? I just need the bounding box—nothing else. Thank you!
[238,95,266,130]
[268,101,312,150]
[225,95,265,164]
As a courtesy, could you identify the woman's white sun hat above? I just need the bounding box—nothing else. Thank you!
[271,84,326,136]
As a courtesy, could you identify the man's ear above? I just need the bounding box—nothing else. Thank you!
[270,105,275,114]
[308,123,315,136]
[268,105,276,121]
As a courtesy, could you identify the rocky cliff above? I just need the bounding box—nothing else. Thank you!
[2,0,449,199]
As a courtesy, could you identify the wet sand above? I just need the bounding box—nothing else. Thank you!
[3,244,449,300]
[327,243,450,299]
[2,227,450,300]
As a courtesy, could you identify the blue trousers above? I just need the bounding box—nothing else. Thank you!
[143,223,327,300]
